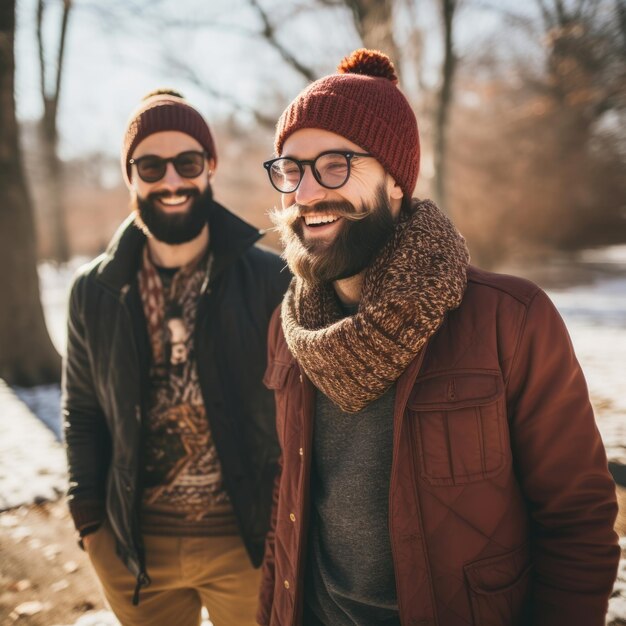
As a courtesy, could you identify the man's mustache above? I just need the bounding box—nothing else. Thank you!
[148,188,200,201]
[270,200,372,230]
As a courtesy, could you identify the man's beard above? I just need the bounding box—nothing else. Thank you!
[132,185,213,245]
[270,184,396,284]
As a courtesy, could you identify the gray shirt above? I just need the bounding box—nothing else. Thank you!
[304,386,400,626]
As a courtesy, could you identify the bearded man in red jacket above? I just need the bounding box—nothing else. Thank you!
[256,49,620,626]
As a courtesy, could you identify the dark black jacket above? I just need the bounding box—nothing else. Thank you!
[63,202,290,598]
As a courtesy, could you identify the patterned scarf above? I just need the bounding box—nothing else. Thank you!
[138,245,210,369]
[281,199,470,413]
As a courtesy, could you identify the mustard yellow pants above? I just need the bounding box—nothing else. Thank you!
[87,521,261,626]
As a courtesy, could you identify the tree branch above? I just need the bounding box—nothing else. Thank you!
[472,1,540,35]
[536,0,555,30]
[434,0,459,208]
[555,0,567,24]
[51,0,72,126]
[36,0,45,102]
[616,0,626,55]
[163,54,277,130]
[247,0,316,82]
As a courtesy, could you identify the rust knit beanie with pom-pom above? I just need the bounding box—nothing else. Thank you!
[274,49,420,197]
[121,89,217,188]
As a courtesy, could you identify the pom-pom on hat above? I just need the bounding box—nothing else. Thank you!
[275,49,419,197]
[121,89,217,188]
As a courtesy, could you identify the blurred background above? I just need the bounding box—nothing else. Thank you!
[2,0,626,386]
[0,0,625,624]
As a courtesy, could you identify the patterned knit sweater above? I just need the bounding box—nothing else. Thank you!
[138,246,237,536]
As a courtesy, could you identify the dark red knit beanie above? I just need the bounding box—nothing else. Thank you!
[121,90,217,187]
[275,49,420,198]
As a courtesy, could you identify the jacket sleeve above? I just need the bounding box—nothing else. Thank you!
[506,288,620,626]
[257,306,283,626]
[62,273,109,534]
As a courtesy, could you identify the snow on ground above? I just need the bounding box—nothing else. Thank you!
[56,611,118,626]
[0,249,624,624]
[537,245,626,467]
[1,250,623,508]
[39,258,88,356]
[53,607,212,626]
[547,277,626,465]
[609,543,626,626]
[31,249,626,465]
[0,380,66,511]
[13,384,63,441]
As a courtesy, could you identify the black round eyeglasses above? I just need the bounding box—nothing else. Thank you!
[263,150,373,193]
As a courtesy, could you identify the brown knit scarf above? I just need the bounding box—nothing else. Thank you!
[281,199,470,413]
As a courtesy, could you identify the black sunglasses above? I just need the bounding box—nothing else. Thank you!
[129,150,207,183]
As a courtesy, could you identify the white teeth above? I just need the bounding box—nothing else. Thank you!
[303,214,340,226]
[160,195,188,206]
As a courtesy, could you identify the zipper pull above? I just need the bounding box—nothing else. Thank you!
[132,572,151,606]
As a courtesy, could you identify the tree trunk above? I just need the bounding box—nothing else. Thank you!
[344,0,403,78]
[434,0,458,211]
[0,0,62,386]
[40,105,70,262]
[37,0,72,263]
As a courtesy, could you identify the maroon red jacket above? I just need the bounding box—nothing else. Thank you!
[257,267,620,626]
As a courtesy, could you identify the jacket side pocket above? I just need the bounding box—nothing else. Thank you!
[464,543,532,626]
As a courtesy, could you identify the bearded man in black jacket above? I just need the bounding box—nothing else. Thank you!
[62,89,290,626]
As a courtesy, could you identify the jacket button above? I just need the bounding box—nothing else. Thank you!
[289,513,296,522]
[283,579,290,589]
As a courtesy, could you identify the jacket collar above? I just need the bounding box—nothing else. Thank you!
[96,200,262,293]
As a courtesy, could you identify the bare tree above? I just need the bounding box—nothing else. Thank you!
[342,0,404,76]
[248,0,317,82]
[163,0,409,126]
[245,0,410,126]
[67,0,428,200]
[617,0,626,52]
[163,55,278,130]
[434,0,459,209]
[37,0,73,262]
[445,0,626,264]
[0,0,62,385]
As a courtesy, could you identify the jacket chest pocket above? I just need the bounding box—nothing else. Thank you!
[408,370,508,486]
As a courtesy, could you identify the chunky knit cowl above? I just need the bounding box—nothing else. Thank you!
[281,199,470,413]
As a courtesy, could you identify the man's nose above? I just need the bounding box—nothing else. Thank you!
[160,162,185,189]
[294,165,326,206]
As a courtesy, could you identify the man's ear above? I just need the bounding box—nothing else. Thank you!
[129,171,140,194]
[207,158,216,178]
[387,175,404,218]
[388,176,403,201]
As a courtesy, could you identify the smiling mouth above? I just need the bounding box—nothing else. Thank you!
[158,195,190,207]
[302,214,342,227]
